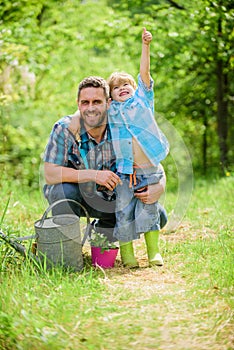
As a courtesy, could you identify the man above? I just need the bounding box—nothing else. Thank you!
[43,76,167,242]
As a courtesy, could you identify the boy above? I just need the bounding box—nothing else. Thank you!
[107,28,169,268]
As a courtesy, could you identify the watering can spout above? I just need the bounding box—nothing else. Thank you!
[0,230,39,263]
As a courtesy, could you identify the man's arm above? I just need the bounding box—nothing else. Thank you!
[44,162,121,191]
[140,27,152,88]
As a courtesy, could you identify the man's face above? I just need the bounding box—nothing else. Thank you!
[78,87,110,128]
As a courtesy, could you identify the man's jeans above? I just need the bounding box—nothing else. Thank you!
[44,182,168,242]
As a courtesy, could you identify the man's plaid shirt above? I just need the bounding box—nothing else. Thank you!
[43,115,116,173]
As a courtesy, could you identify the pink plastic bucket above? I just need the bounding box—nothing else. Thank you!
[91,247,119,268]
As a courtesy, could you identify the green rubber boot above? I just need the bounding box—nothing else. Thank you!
[119,241,139,268]
[144,230,164,267]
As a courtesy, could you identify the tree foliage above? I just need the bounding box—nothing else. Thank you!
[0,0,233,188]
[107,0,234,174]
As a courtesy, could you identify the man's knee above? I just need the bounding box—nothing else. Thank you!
[93,215,116,242]
[46,183,83,216]
[158,204,167,229]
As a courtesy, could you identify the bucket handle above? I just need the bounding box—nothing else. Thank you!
[38,199,92,246]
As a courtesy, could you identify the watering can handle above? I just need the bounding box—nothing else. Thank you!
[39,199,91,246]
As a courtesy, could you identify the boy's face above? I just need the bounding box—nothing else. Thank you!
[111,81,135,102]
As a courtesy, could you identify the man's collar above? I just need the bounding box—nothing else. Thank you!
[80,123,110,144]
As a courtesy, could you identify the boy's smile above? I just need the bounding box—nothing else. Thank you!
[111,83,135,102]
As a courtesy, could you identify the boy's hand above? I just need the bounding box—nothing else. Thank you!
[142,27,152,45]
[69,110,81,140]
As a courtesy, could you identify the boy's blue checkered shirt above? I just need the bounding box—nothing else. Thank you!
[108,74,169,174]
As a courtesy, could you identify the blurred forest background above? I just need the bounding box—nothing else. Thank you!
[0,0,233,190]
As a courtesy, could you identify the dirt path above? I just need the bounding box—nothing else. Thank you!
[84,229,233,350]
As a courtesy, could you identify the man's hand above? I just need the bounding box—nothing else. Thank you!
[134,182,165,204]
[95,170,122,191]
[135,164,166,204]
[142,27,152,45]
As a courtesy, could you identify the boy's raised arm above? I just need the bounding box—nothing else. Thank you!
[140,27,152,88]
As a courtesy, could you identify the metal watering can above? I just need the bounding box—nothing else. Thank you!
[0,199,92,272]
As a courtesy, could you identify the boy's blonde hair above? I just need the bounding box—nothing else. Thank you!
[107,72,137,97]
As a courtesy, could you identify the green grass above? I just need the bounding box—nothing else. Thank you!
[0,176,233,350]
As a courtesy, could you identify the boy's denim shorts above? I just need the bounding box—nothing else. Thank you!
[114,167,165,242]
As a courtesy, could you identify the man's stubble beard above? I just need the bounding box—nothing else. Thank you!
[81,110,108,129]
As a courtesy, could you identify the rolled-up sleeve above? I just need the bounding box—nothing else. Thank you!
[43,123,69,165]
[136,74,154,113]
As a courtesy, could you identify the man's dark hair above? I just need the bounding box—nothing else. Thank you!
[77,76,110,101]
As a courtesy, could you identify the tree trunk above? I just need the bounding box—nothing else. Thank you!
[216,17,229,174]
[203,113,207,175]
